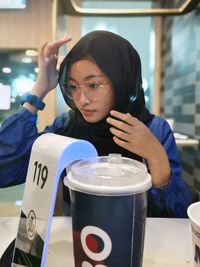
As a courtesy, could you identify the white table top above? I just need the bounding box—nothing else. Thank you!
[173,132,199,147]
[0,217,193,267]
[176,138,199,147]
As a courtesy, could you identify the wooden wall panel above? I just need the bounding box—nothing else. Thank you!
[0,0,53,49]
[152,16,162,116]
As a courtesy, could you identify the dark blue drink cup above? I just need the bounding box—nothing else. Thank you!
[65,154,152,267]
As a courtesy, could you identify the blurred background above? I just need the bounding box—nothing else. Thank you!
[0,0,200,215]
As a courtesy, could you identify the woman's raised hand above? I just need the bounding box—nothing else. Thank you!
[32,34,72,99]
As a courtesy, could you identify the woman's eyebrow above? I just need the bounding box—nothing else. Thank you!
[68,77,75,81]
[68,74,103,82]
[84,74,103,80]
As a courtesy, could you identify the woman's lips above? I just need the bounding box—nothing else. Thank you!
[81,109,95,117]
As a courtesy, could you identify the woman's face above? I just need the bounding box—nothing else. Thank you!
[68,59,115,123]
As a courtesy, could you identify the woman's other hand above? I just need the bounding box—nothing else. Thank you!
[107,110,159,159]
[107,110,171,187]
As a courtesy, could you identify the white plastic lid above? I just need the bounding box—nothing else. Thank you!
[65,154,152,196]
[187,202,200,228]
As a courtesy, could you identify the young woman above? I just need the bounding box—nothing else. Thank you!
[0,31,192,217]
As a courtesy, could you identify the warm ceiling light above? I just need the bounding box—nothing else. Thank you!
[25,49,38,57]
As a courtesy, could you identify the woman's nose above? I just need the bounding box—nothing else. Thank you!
[77,89,91,104]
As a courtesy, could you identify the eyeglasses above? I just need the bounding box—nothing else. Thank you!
[61,80,110,100]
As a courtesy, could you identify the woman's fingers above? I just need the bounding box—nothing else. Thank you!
[107,110,153,157]
[46,34,72,56]
[56,55,65,71]
[109,110,140,126]
[107,110,141,135]
[112,136,131,151]
[107,116,132,134]
[109,126,132,142]
[41,34,72,57]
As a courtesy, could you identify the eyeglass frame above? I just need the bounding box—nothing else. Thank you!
[61,79,110,100]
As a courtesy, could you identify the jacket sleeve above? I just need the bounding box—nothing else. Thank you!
[0,107,69,188]
[147,117,192,218]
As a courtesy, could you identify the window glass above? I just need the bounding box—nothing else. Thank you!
[0,50,38,125]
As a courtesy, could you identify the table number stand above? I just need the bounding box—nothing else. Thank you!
[11,133,97,267]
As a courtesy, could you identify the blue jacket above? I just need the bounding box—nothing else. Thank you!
[0,107,192,217]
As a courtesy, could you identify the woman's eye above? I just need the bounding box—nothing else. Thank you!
[68,84,77,91]
[88,83,99,89]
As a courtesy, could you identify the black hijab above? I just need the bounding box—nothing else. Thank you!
[58,30,154,160]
